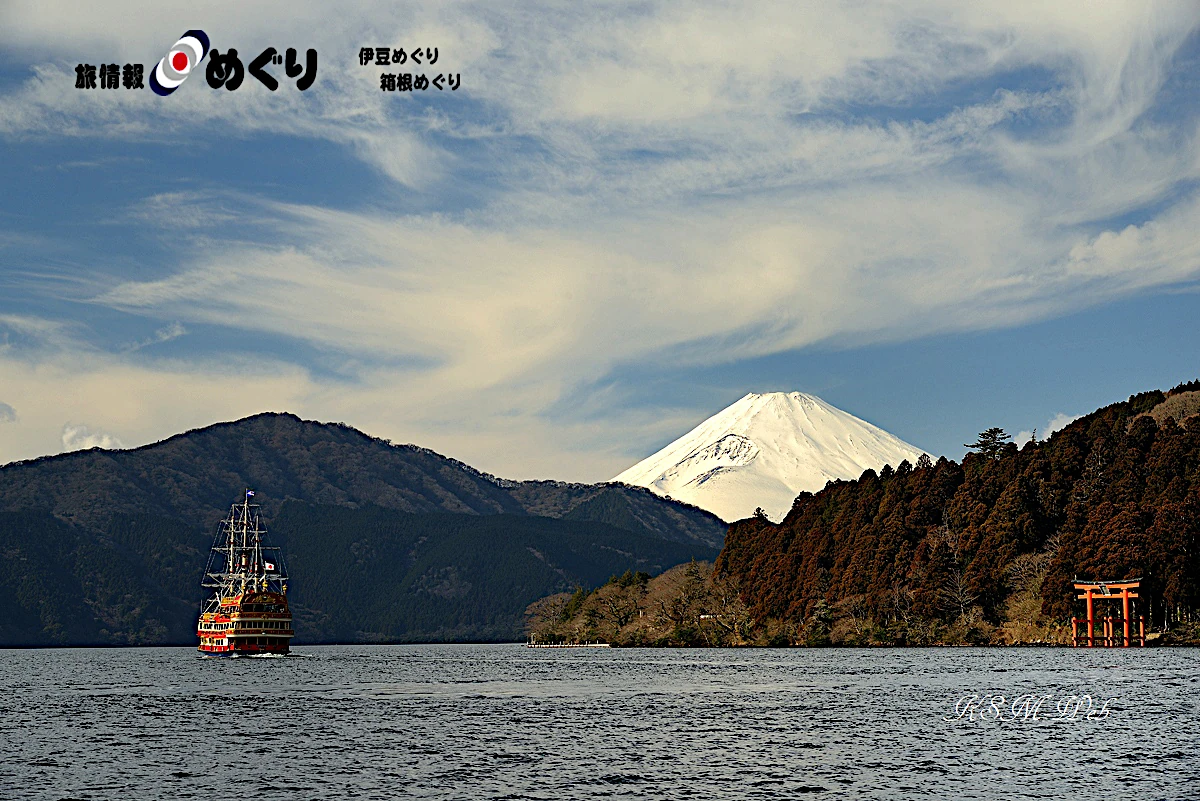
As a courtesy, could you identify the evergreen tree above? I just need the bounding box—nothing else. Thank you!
[966,427,1012,460]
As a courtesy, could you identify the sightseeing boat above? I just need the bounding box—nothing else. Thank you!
[197,490,294,656]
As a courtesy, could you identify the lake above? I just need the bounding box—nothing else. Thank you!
[3,645,1197,799]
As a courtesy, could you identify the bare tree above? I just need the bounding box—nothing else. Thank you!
[940,567,977,623]
[595,583,642,630]
[524,592,572,642]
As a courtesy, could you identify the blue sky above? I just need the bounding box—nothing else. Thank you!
[1,2,1199,480]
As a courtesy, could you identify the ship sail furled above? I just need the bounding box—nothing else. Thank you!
[196,490,294,656]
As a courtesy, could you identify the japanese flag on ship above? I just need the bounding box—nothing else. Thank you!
[149,30,209,96]
[264,561,276,571]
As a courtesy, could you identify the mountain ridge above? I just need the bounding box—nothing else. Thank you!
[0,411,725,548]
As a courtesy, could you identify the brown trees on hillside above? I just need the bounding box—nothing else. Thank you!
[717,384,1200,645]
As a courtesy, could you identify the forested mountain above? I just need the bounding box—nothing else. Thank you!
[0,413,723,645]
[275,504,710,642]
[715,381,1200,645]
[0,413,723,547]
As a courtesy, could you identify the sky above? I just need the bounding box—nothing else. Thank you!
[1,1,1199,481]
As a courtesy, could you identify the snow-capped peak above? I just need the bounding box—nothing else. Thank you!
[612,392,928,523]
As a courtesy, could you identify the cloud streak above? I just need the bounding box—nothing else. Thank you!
[120,321,187,353]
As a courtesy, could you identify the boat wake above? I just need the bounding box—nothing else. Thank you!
[199,651,310,660]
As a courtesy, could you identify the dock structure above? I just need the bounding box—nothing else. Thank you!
[1071,578,1145,647]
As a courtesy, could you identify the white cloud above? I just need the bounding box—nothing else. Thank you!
[0,402,15,423]
[1045,412,1083,435]
[130,192,239,229]
[92,173,1200,383]
[1016,412,1083,445]
[61,423,123,452]
[0,338,666,478]
[0,345,311,466]
[0,314,81,351]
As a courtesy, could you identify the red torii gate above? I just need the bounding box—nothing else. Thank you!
[1071,578,1145,647]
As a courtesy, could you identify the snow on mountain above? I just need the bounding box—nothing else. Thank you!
[612,392,928,523]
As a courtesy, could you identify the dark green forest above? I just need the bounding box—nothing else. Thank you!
[275,503,717,642]
[715,381,1200,645]
[0,503,715,645]
[0,414,723,645]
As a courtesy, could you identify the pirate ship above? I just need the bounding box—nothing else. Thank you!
[196,491,294,656]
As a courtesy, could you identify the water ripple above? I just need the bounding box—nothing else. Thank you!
[2,645,1197,800]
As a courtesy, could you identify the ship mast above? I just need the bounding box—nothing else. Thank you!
[200,490,288,612]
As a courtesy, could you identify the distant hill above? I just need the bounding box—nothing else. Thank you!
[0,413,724,645]
[0,412,724,547]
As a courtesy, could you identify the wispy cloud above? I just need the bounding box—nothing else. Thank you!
[130,192,239,229]
[0,313,82,352]
[120,321,187,352]
[2,1,1200,476]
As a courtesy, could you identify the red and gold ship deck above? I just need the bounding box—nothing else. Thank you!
[197,591,293,655]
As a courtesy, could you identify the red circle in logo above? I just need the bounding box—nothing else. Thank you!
[171,51,189,71]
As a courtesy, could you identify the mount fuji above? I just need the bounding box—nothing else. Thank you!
[612,392,928,523]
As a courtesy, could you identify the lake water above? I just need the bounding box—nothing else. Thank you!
[3,645,1197,800]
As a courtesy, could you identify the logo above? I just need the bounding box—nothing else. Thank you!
[149,30,210,96]
[74,31,318,94]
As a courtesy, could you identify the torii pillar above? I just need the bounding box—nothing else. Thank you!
[1085,586,1094,647]
[1122,589,1131,647]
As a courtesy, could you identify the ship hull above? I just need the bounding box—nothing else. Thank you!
[198,642,291,656]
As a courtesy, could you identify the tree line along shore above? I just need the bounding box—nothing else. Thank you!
[527,382,1200,647]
